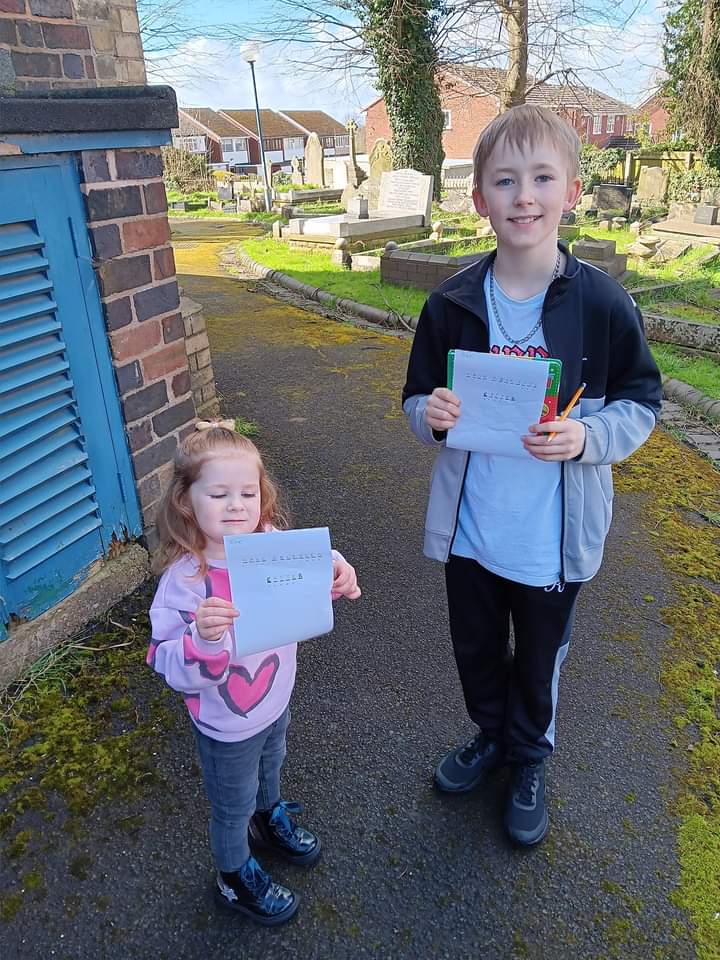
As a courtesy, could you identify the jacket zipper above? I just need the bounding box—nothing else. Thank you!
[559,462,566,582]
[543,276,567,583]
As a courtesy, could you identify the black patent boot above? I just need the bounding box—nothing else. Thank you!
[249,800,322,866]
[214,856,299,925]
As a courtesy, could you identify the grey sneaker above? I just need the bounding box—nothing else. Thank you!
[505,760,549,846]
[434,733,504,793]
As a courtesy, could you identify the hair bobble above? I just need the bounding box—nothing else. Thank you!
[195,419,236,432]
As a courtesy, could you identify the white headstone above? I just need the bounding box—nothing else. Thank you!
[377,168,433,226]
[304,132,325,188]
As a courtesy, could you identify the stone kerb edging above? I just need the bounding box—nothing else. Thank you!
[662,376,720,421]
[233,247,720,425]
[233,247,419,331]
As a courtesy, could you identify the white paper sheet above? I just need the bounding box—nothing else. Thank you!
[447,350,550,458]
[224,527,334,657]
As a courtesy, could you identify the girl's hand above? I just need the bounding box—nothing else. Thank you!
[195,597,240,642]
[522,419,586,461]
[332,559,361,600]
[425,387,461,432]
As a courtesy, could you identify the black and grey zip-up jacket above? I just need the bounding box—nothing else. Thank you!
[402,246,663,583]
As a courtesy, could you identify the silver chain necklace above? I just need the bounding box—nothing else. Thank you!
[488,250,561,348]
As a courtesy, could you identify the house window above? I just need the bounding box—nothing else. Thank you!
[263,137,283,152]
[592,115,602,135]
[442,110,452,130]
[174,135,206,153]
[607,114,615,133]
[221,138,249,154]
[335,135,349,148]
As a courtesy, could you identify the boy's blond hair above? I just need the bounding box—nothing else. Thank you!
[472,104,580,189]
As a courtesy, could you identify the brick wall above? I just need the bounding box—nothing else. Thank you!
[365,82,497,162]
[181,293,219,419]
[381,248,482,291]
[0,0,145,91]
[79,145,195,548]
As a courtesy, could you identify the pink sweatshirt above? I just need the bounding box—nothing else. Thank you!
[148,550,341,742]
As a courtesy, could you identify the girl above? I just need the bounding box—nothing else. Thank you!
[147,423,360,926]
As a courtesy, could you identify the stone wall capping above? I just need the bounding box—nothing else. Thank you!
[0,84,178,133]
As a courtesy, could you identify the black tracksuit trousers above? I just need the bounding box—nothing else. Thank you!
[445,555,582,764]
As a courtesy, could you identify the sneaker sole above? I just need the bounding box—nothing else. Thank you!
[250,832,322,867]
[213,888,300,925]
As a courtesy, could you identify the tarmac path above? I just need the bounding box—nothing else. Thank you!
[2,219,714,960]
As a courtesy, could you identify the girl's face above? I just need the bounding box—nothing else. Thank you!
[188,451,262,559]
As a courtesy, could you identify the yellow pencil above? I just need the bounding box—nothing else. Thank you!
[546,382,587,443]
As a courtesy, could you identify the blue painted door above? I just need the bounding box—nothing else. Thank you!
[0,157,142,639]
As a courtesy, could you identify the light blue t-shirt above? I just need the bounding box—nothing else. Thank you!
[451,272,563,586]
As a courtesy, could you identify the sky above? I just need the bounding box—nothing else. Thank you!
[142,0,668,120]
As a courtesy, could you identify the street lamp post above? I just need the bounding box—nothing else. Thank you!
[242,43,272,213]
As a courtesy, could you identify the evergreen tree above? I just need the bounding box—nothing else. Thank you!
[355,0,445,193]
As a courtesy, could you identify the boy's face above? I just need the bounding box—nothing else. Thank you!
[473,136,582,253]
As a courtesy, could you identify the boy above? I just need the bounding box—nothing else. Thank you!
[402,105,662,846]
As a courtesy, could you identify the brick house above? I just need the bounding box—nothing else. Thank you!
[364,66,634,160]
[276,110,349,156]
[635,91,671,141]
[174,106,260,168]
[0,1,216,681]
[172,107,349,171]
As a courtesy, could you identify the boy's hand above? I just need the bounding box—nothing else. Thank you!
[523,419,586,461]
[332,558,362,600]
[196,597,240,642]
[425,387,461,432]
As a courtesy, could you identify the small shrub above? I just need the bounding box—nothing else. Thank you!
[578,145,626,192]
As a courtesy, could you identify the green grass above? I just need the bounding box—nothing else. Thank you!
[241,231,720,398]
[652,344,720,400]
[169,208,283,224]
[239,236,429,317]
[295,202,344,215]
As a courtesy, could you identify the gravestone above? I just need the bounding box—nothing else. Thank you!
[290,156,304,187]
[347,196,369,219]
[367,138,393,209]
[377,168,433,226]
[592,184,632,214]
[636,166,669,202]
[217,181,233,201]
[572,238,628,279]
[440,174,475,214]
[340,182,359,210]
[652,239,693,263]
[693,204,719,225]
[346,119,367,188]
[668,201,696,220]
[304,132,325,187]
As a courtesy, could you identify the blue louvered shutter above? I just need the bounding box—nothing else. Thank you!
[0,219,105,621]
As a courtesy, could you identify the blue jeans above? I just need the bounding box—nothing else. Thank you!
[192,708,290,871]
